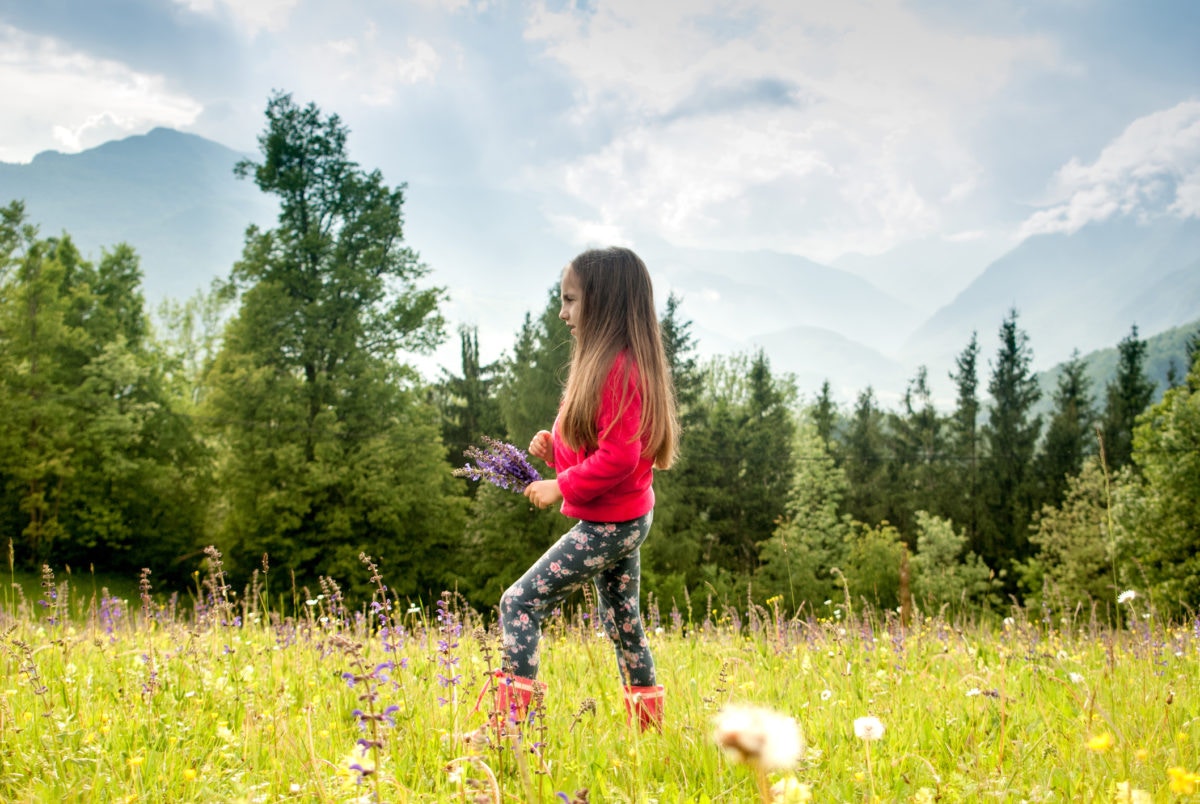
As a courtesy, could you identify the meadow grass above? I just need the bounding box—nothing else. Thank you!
[1,552,1197,803]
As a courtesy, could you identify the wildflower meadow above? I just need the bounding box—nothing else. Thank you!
[2,547,1198,803]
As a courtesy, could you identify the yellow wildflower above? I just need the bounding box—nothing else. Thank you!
[182,768,197,782]
[1086,732,1114,752]
[1167,767,1198,795]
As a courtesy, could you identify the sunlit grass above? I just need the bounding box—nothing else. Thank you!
[1,555,1197,803]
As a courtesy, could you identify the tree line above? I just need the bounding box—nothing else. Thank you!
[2,93,1198,620]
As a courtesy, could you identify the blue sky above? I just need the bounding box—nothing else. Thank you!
[1,0,1198,379]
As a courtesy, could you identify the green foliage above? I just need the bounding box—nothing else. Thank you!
[1124,358,1200,613]
[0,202,206,577]
[1034,350,1097,509]
[1020,458,1123,616]
[843,520,906,611]
[839,386,888,527]
[204,93,458,594]
[756,416,850,613]
[1101,325,1155,472]
[909,511,1000,614]
[436,325,506,467]
[661,352,795,596]
[978,309,1042,584]
[494,286,571,445]
[944,332,984,548]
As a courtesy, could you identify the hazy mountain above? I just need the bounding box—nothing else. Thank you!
[901,216,1200,398]
[3,128,1196,407]
[0,127,276,302]
[1032,317,1200,422]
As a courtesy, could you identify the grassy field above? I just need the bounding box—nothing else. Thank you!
[1,553,1197,803]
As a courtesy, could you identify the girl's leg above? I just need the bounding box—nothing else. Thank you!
[499,513,653,679]
[593,514,656,687]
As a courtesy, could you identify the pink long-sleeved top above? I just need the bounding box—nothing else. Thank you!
[548,352,655,523]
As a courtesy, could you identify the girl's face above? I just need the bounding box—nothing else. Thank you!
[559,265,583,337]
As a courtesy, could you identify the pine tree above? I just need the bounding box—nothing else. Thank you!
[946,332,982,546]
[1101,325,1155,472]
[979,309,1042,582]
[1034,350,1096,508]
[841,386,888,526]
[436,325,505,468]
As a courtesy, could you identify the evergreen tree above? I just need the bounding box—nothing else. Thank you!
[757,415,851,613]
[204,93,461,594]
[885,366,945,540]
[436,325,505,467]
[1101,325,1155,472]
[946,332,982,546]
[841,386,888,526]
[979,309,1042,583]
[668,352,795,596]
[495,287,570,445]
[642,293,704,612]
[1034,350,1096,508]
[811,380,838,446]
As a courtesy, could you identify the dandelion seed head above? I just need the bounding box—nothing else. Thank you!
[713,704,804,771]
[1118,590,1137,605]
[853,716,885,741]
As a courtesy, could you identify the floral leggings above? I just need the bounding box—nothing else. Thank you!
[499,511,656,687]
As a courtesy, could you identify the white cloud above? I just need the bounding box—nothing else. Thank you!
[523,0,1058,262]
[170,0,300,37]
[314,27,442,106]
[1018,99,1200,238]
[0,24,202,163]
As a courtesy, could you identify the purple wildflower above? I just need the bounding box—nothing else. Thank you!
[452,436,541,492]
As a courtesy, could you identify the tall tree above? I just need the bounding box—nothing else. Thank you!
[886,366,945,540]
[841,386,888,526]
[0,203,205,575]
[979,309,1042,582]
[756,414,851,613]
[494,286,570,445]
[945,332,982,545]
[436,325,505,466]
[643,293,705,611]
[811,380,839,447]
[1034,350,1096,508]
[204,93,461,594]
[1100,325,1155,472]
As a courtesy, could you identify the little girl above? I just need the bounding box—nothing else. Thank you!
[495,246,679,732]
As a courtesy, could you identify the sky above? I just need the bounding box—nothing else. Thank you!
[1,0,1198,382]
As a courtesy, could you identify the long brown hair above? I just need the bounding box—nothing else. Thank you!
[558,247,679,469]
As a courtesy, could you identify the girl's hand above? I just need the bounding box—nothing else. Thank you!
[524,479,562,509]
[528,430,553,462]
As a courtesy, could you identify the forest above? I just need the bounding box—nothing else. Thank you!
[2,92,1198,621]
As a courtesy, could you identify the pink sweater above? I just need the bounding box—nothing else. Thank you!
[550,353,656,522]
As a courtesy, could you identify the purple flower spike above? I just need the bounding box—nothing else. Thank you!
[451,436,542,493]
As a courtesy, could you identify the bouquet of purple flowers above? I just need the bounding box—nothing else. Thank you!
[452,436,542,493]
